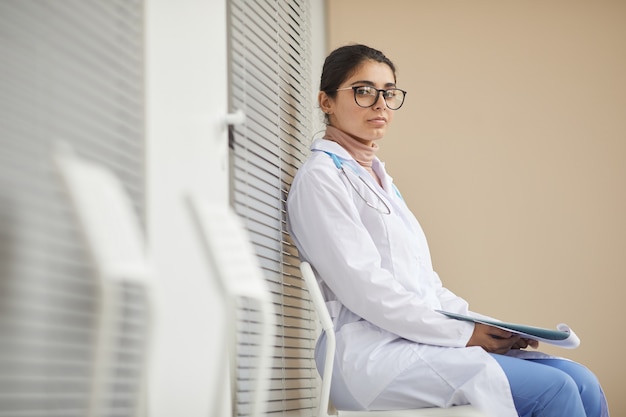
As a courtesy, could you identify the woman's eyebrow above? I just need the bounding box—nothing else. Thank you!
[349,80,397,88]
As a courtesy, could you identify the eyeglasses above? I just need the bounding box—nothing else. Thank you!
[335,86,407,110]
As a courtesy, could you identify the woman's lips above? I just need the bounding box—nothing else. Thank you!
[368,117,387,127]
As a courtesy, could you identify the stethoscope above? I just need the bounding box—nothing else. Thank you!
[319,150,403,215]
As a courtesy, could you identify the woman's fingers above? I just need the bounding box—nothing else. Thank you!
[467,323,522,354]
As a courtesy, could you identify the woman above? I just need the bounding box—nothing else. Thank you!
[286,44,608,417]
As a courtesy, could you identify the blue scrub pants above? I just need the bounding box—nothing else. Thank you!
[491,354,604,417]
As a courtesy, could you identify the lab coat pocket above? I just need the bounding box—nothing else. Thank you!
[335,320,419,407]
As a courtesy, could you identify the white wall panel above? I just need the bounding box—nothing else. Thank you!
[145,0,230,416]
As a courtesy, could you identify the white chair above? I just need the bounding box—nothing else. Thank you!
[187,196,275,417]
[54,146,151,417]
[299,261,490,417]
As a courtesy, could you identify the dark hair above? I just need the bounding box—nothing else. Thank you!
[320,44,397,96]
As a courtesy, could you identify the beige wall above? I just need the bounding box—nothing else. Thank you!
[327,1,625,414]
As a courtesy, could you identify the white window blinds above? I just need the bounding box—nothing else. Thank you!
[228,0,317,416]
[0,1,146,416]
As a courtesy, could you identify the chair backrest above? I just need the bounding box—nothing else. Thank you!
[300,261,336,417]
[54,148,149,284]
[187,196,275,417]
[54,146,151,417]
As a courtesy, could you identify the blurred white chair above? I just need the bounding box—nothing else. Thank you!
[54,146,151,417]
[299,261,490,417]
[187,196,275,417]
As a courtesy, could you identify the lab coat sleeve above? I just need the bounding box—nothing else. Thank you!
[287,160,474,347]
[433,271,472,314]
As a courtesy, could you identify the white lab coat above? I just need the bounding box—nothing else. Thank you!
[287,138,521,417]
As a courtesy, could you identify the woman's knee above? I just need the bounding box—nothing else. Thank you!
[538,359,600,392]
[530,359,603,417]
[534,372,586,417]
[492,354,587,417]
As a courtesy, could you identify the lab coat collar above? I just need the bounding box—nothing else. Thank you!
[311,137,397,196]
[310,137,354,161]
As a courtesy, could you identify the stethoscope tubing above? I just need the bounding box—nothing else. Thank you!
[320,150,392,215]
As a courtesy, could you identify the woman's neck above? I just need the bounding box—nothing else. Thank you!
[324,125,381,186]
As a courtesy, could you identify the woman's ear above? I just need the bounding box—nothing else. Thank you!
[318,91,333,115]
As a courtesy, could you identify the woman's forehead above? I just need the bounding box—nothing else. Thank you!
[345,60,396,85]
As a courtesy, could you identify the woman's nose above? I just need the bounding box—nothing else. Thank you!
[373,91,387,109]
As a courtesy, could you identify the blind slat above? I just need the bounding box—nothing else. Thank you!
[229,0,315,415]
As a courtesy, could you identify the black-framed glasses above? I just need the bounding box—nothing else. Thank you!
[335,86,407,110]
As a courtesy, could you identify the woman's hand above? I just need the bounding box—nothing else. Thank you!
[511,337,539,350]
[466,323,521,354]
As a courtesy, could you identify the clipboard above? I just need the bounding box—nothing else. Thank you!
[437,310,580,349]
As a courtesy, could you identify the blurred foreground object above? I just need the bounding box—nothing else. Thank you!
[54,146,151,417]
[187,197,275,417]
